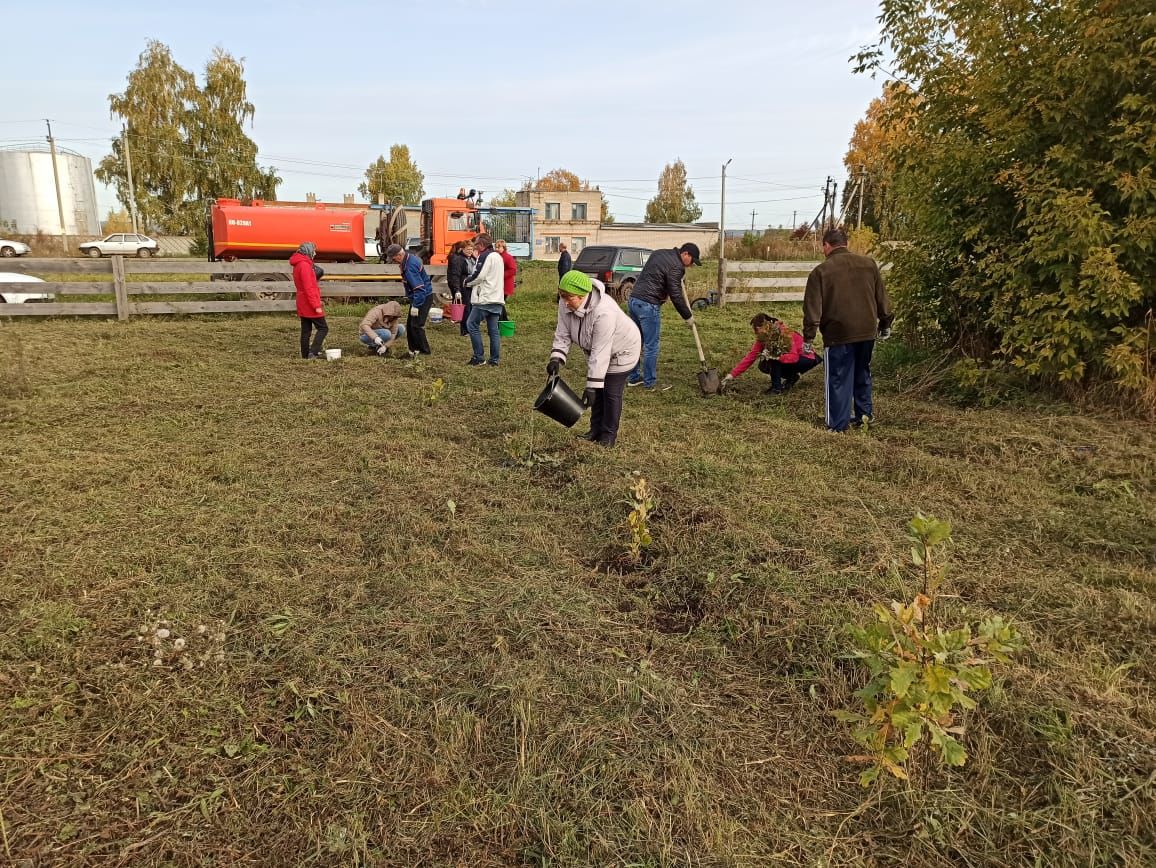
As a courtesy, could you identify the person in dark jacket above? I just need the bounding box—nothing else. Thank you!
[290,241,327,358]
[385,243,435,357]
[446,241,472,336]
[557,242,572,279]
[626,242,700,391]
[802,228,894,431]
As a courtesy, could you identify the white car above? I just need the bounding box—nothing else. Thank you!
[0,238,31,257]
[79,233,160,258]
[0,273,53,303]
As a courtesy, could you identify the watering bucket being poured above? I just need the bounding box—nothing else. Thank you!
[533,374,585,428]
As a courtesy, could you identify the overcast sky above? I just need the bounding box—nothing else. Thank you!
[1,0,885,229]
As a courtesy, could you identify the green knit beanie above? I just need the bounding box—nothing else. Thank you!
[558,270,593,296]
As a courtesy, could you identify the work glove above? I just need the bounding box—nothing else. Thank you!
[453,293,462,303]
[582,387,598,408]
[546,358,561,376]
[878,327,892,341]
[802,342,814,356]
[721,373,734,393]
[684,315,696,328]
[376,344,389,357]
[374,336,385,347]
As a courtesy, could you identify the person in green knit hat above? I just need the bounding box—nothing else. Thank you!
[546,271,642,447]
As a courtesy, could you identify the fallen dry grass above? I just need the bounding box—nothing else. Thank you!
[1,264,1153,866]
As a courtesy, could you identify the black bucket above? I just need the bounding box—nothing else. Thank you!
[533,374,585,428]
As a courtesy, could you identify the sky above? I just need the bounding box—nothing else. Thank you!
[1,0,886,230]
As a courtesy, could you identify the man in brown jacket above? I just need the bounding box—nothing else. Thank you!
[803,228,894,431]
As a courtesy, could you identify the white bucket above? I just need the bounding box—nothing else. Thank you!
[428,307,444,323]
[324,348,342,361]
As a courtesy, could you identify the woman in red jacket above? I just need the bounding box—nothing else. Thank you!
[494,238,517,320]
[722,313,819,394]
[290,241,327,358]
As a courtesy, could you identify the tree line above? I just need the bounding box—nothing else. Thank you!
[845,0,1154,406]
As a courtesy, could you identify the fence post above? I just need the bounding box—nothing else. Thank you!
[719,261,729,307]
[111,256,129,321]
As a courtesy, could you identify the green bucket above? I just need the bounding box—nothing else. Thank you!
[498,320,516,337]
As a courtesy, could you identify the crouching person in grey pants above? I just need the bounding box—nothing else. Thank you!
[546,271,642,447]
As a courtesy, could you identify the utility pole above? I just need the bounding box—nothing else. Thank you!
[792,210,797,229]
[820,177,832,230]
[857,167,866,230]
[717,157,732,301]
[831,183,838,229]
[45,119,68,235]
[750,209,757,233]
[123,124,140,234]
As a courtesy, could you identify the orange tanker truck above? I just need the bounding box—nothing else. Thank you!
[209,199,367,262]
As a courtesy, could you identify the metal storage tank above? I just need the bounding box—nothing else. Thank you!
[0,144,101,236]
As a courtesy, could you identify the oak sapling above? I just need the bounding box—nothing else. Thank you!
[835,512,1025,785]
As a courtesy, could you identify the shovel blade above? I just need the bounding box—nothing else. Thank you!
[698,369,721,396]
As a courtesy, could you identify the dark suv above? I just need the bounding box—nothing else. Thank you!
[572,245,652,302]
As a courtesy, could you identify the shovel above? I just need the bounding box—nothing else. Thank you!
[688,318,721,396]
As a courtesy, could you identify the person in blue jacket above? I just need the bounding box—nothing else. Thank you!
[385,243,434,357]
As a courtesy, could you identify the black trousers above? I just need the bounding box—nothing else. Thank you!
[300,316,328,358]
[589,371,629,446]
[407,296,433,354]
[757,355,819,388]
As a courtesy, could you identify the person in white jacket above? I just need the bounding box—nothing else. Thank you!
[464,233,505,366]
[546,270,642,447]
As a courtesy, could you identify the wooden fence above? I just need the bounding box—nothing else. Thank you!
[721,260,890,305]
[0,257,447,319]
[722,261,818,304]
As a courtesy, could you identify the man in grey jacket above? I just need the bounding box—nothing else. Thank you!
[627,242,700,391]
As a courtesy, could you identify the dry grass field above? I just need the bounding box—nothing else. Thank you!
[2,263,1153,866]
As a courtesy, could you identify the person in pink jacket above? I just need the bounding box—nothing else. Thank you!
[722,313,819,394]
[290,241,327,358]
[494,238,517,320]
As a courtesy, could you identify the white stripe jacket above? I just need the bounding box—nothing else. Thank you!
[549,280,642,389]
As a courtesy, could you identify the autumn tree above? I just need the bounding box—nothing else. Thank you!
[96,40,279,236]
[523,169,589,192]
[488,188,518,207]
[858,0,1155,404]
[521,168,612,223]
[645,159,702,223]
[358,145,424,205]
[842,82,913,235]
[102,208,133,233]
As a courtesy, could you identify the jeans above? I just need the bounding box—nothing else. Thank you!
[467,303,502,363]
[588,371,630,446]
[459,285,472,336]
[358,325,405,348]
[824,341,875,431]
[628,297,661,386]
[299,316,328,358]
[407,296,433,355]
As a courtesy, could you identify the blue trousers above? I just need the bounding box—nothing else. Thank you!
[825,341,875,431]
[627,297,661,386]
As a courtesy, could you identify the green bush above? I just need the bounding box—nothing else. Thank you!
[862,1,1155,409]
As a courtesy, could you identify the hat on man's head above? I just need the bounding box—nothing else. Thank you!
[679,242,701,266]
[558,270,593,297]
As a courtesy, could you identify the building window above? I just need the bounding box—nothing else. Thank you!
[571,203,587,221]
[545,202,561,220]
[571,237,586,253]
[545,236,561,253]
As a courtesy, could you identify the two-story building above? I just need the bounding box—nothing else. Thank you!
[515,187,719,262]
